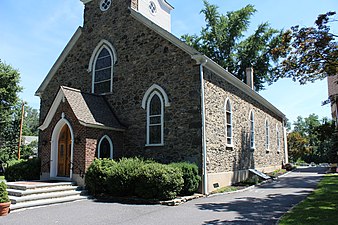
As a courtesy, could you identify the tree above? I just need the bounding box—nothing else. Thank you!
[0,60,22,162]
[289,114,337,163]
[287,131,309,162]
[272,11,338,84]
[182,1,285,91]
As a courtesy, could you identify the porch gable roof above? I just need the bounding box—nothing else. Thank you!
[39,86,125,131]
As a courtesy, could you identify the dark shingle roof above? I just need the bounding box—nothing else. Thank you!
[61,86,124,130]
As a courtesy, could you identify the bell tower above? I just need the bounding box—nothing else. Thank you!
[132,0,174,32]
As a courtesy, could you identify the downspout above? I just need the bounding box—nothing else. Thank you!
[283,119,289,164]
[194,56,208,195]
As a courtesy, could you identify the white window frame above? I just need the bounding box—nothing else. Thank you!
[225,98,233,147]
[276,124,281,153]
[97,135,113,159]
[265,119,270,151]
[146,91,164,146]
[249,110,255,150]
[142,84,170,147]
[88,40,117,94]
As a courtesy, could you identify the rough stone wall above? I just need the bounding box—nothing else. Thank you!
[203,68,285,174]
[39,0,202,167]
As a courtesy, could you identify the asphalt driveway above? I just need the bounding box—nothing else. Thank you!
[0,167,326,225]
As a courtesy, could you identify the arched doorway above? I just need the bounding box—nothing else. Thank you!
[57,124,71,177]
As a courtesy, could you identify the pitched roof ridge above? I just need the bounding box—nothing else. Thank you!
[60,86,81,93]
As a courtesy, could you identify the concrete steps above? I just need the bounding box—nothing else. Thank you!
[6,181,88,211]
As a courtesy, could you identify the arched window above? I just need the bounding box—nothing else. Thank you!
[142,84,170,146]
[93,47,112,94]
[146,91,164,145]
[225,99,233,146]
[88,40,117,94]
[249,110,255,149]
[96,135,113,159]
[276,125,281,153]
[265,119,270,151]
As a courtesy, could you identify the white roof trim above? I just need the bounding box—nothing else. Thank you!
[80,0,92,4]
[38,88,65,131]
[130,9,285,119]
[35,27,82,97]
[159,0,174,10]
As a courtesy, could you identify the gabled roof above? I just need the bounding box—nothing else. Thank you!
[39,86,125,131]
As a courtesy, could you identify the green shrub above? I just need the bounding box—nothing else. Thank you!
[135,163,184,200]
[284,163,294,171]
[170,162,201,195]
[106,157,148,196]
[85,158,117,195]
[5,158,40,181]
[0,181,10,203]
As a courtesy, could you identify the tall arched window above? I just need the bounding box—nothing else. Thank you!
[225,99,233,146]
[146,91,164,145]
[265,119,270,151]
[88,40,117,94]
[142,84,170,146]
[93,47,112,94]
[96,135,113,159]
[249,110,255,149]
[276,125,281,153]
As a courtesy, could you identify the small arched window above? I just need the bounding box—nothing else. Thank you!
[265,119,270,151]
[225,99,233,146]
[249,110,255,149]
[96,135,113,159]
[146,91,164,145]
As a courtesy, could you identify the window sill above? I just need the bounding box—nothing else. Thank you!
[250,147,255,151]
[145,144,164,147]
[226,144,234,148]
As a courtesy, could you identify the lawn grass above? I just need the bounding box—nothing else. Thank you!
[210,186,238,194]
[278,174,338,225]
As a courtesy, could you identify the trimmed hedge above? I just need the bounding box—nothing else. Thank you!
[85,158,200,200]
[5,158,40,181]
[170,162,201,195]
[85,158,117,195]
[135,163,184,200]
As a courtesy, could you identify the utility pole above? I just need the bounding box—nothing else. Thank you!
[18,101,25,160]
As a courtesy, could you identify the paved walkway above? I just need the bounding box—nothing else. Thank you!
[0,167,326,225]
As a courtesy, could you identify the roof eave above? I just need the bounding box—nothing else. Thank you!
[130,9,285,120]
[35,27,82,97]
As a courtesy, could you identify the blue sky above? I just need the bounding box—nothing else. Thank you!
[0,0,337,124]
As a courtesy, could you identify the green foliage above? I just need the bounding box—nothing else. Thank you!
[279,174,338,225]
[284,163,295,171]
[21,140,38,159]
[106,157,149,196]
[4,158,40,181]
[85,158,194,200]
[182,1,285,91]
[210,186,238,194]
[272,11,338,84]
[0,60,22,162]
[0,181,10,203]
[170,162,201,195]
[85,158,117,195]
[135,163,184,200]
[288,114,336,163]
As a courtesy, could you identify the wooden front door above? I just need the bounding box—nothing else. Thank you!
[57,125,71,177]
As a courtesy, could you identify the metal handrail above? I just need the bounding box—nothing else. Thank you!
[70,160,84,178]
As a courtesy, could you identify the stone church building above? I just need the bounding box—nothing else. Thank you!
[36,0,288,194]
